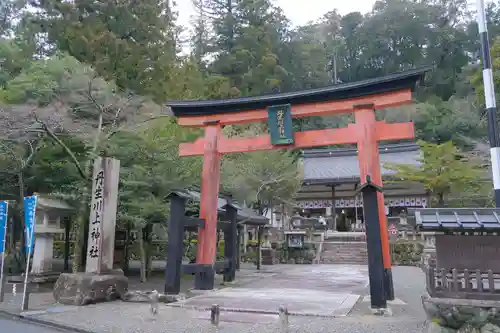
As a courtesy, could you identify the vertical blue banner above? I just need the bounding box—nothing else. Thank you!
[0,201,7,254]
[23,196,37,254]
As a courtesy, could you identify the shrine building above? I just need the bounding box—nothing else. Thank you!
[296,142,428,230]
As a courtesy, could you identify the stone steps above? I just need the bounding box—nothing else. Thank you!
[320,239,368,264]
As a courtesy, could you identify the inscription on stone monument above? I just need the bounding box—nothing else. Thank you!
[86,157,120,274]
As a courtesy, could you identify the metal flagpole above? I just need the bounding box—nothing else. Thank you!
[21,195,36,311]
[476,0,500,207]
[21,225,32,310]
[0,201,8,302]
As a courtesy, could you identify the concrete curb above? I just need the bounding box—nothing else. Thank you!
[0,309,97,333]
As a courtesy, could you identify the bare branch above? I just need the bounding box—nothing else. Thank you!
[33,114,88,180]
[22,139,45,170]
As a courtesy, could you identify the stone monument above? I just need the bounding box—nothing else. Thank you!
[53,157,128,306]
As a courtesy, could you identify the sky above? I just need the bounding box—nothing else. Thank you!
[177,0,377,33]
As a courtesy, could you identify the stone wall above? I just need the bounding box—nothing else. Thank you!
[423,295,500,333]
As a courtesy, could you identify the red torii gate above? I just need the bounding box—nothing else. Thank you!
[168,67,429,297]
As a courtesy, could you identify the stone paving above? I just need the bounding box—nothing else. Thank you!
[0,265,430,333]
[171,264,368,317]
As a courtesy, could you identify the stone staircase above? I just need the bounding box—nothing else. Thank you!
[320,232,368,264]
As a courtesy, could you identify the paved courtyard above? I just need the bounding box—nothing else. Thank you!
[0,265,429,333]
[172,264,369,317]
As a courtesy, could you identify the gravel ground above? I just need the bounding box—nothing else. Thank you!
[0,316,67,333]
[15,266,430,333]
[26,303,429,333]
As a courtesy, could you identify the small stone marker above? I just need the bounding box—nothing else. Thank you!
[210,304,220,327]
[278,305,289,332]
[150,290,159,316]
[86,157,120,274]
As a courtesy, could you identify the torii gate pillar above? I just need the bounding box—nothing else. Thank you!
[354,105,395,300]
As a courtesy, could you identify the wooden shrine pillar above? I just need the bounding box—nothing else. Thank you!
[354,106,394,301]
[195,124,222,290]
[331,185,337,231]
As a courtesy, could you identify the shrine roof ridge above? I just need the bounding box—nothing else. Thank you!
[302,142,421,184]
[302,142,419,158]
[408,208,500,231]
[168,66,431,117]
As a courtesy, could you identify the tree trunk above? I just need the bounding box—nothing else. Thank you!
[123,222,131,275]
[437,193,445,207]
[72,169,92,273]
[17,171,26,268]
[137,230,147,283]
[145,225,153,279]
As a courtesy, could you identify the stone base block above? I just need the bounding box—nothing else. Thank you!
[371,307,392,317]
[53,270,128,306]
[422,294,500,333]
[261,249,277,265]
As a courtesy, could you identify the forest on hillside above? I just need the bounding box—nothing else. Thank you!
[1,0,500,272]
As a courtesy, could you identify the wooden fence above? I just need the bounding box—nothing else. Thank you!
[426,267,500,301]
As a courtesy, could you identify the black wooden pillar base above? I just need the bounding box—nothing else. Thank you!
[164,194,186,295]
[223,204,238,283]
[357,176,387,309]
[256,226,263,270]
[194,264,215,290]
[384,268,395,301]
[236,225,242,270]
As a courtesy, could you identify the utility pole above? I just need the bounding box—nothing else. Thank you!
[325,43,339,85]
[476,0,500,207]
[333,49,338,84]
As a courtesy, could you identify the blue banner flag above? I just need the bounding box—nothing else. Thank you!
[23,196,37,254]
[0,201,7,254]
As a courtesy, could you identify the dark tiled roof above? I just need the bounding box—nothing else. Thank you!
[37,196,73,211]
[408,208,500,231]
[168,67,431,116]
[168,189,268,225]
[302,142,420,184]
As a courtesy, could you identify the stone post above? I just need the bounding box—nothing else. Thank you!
[53,157,127,306]
[86,157,120,274]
